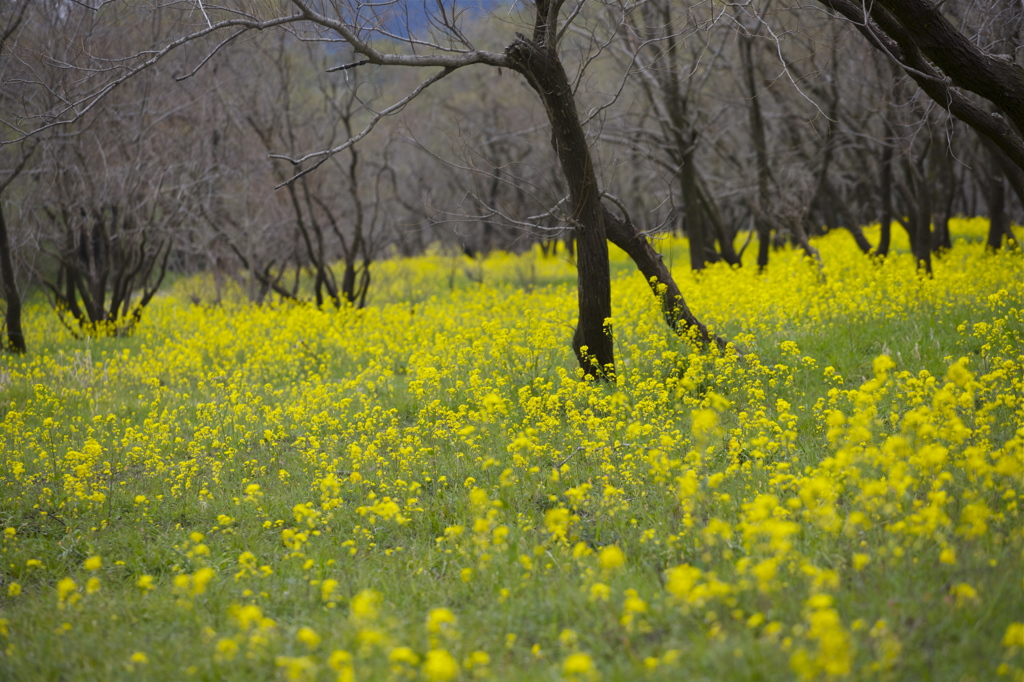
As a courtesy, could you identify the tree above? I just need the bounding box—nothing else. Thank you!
[0,0,31,352]
[607,0,742,272]
[818,0,1024,194]
[215,34,389,308]
[80,0,722,377]
[17,11,209,334]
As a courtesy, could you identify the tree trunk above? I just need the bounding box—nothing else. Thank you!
[931,144,954,253]
[506,34,614,378]
[738,30,774,272]
[681,144,709,272]
[877,132,894,257]
[696,176,741,266]
[987,165,1009,252]
[900,158,933,274]
[846,223,873,254]
[0,200,25,353]
[604,207,726,352]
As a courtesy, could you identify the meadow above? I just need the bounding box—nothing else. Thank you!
[0,219,1022,681]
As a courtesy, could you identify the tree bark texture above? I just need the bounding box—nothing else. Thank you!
[680,144,710,271]
[0,201,25,352]
[738,30,774,272]
[877,131,894,258]
[505,33,614,377]
[987,151,1010,251]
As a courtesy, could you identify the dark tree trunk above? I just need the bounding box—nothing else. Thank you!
[932,145,954,253]
[506,34,614,378]
[811,66,842,235]
[341,259,357,303]
[340,137,371,307]
[698,177,741,266]
[877,133,894,257]
[738,29,774,272]
[756,232,770,271]
[899,158,934,274]
[0,201,25,353]
[987,168,1009,251]
[681,144,709,272]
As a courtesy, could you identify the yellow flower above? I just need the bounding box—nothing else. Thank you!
[192,567,215,596]
[545,508,571,540]
[7,583,21,597]
[215,638,239,661]
[296,626,321,650]
[320,578,339,602]
[231,604,264,630]
[84,556,102,571]
[422,649,459,682]
[589,583,610,603]
[464,650,490,670]
[949,583,979,607]
[328,650,355,682]
[350,589,382,624]
[872,354,895,376]
[946,359,973,387]
[389,646,420,666]
[426,607,458,636]
[563,652,598,680]
[1003,623,1024,649]
[691,408,720,442]
[136,575,155,593]
[598,546,625,572]
[56,577,79,608]
[275,655,317,682]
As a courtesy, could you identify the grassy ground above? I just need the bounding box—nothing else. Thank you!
[0,218,1022,681]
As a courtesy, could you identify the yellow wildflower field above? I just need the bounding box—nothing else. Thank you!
[0,219,1022,680]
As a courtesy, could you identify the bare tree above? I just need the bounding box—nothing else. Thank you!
[217,34,389,308]
[7,2,210,335]
[28,101,189,334]
[818,0,1024,193]
[0,0,32,352]
[606,0,742,272]
[59,0,722,376]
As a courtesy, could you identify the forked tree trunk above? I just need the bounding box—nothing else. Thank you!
[506,34,614,378]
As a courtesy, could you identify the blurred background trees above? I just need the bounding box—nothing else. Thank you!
[0,0,1020,351]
